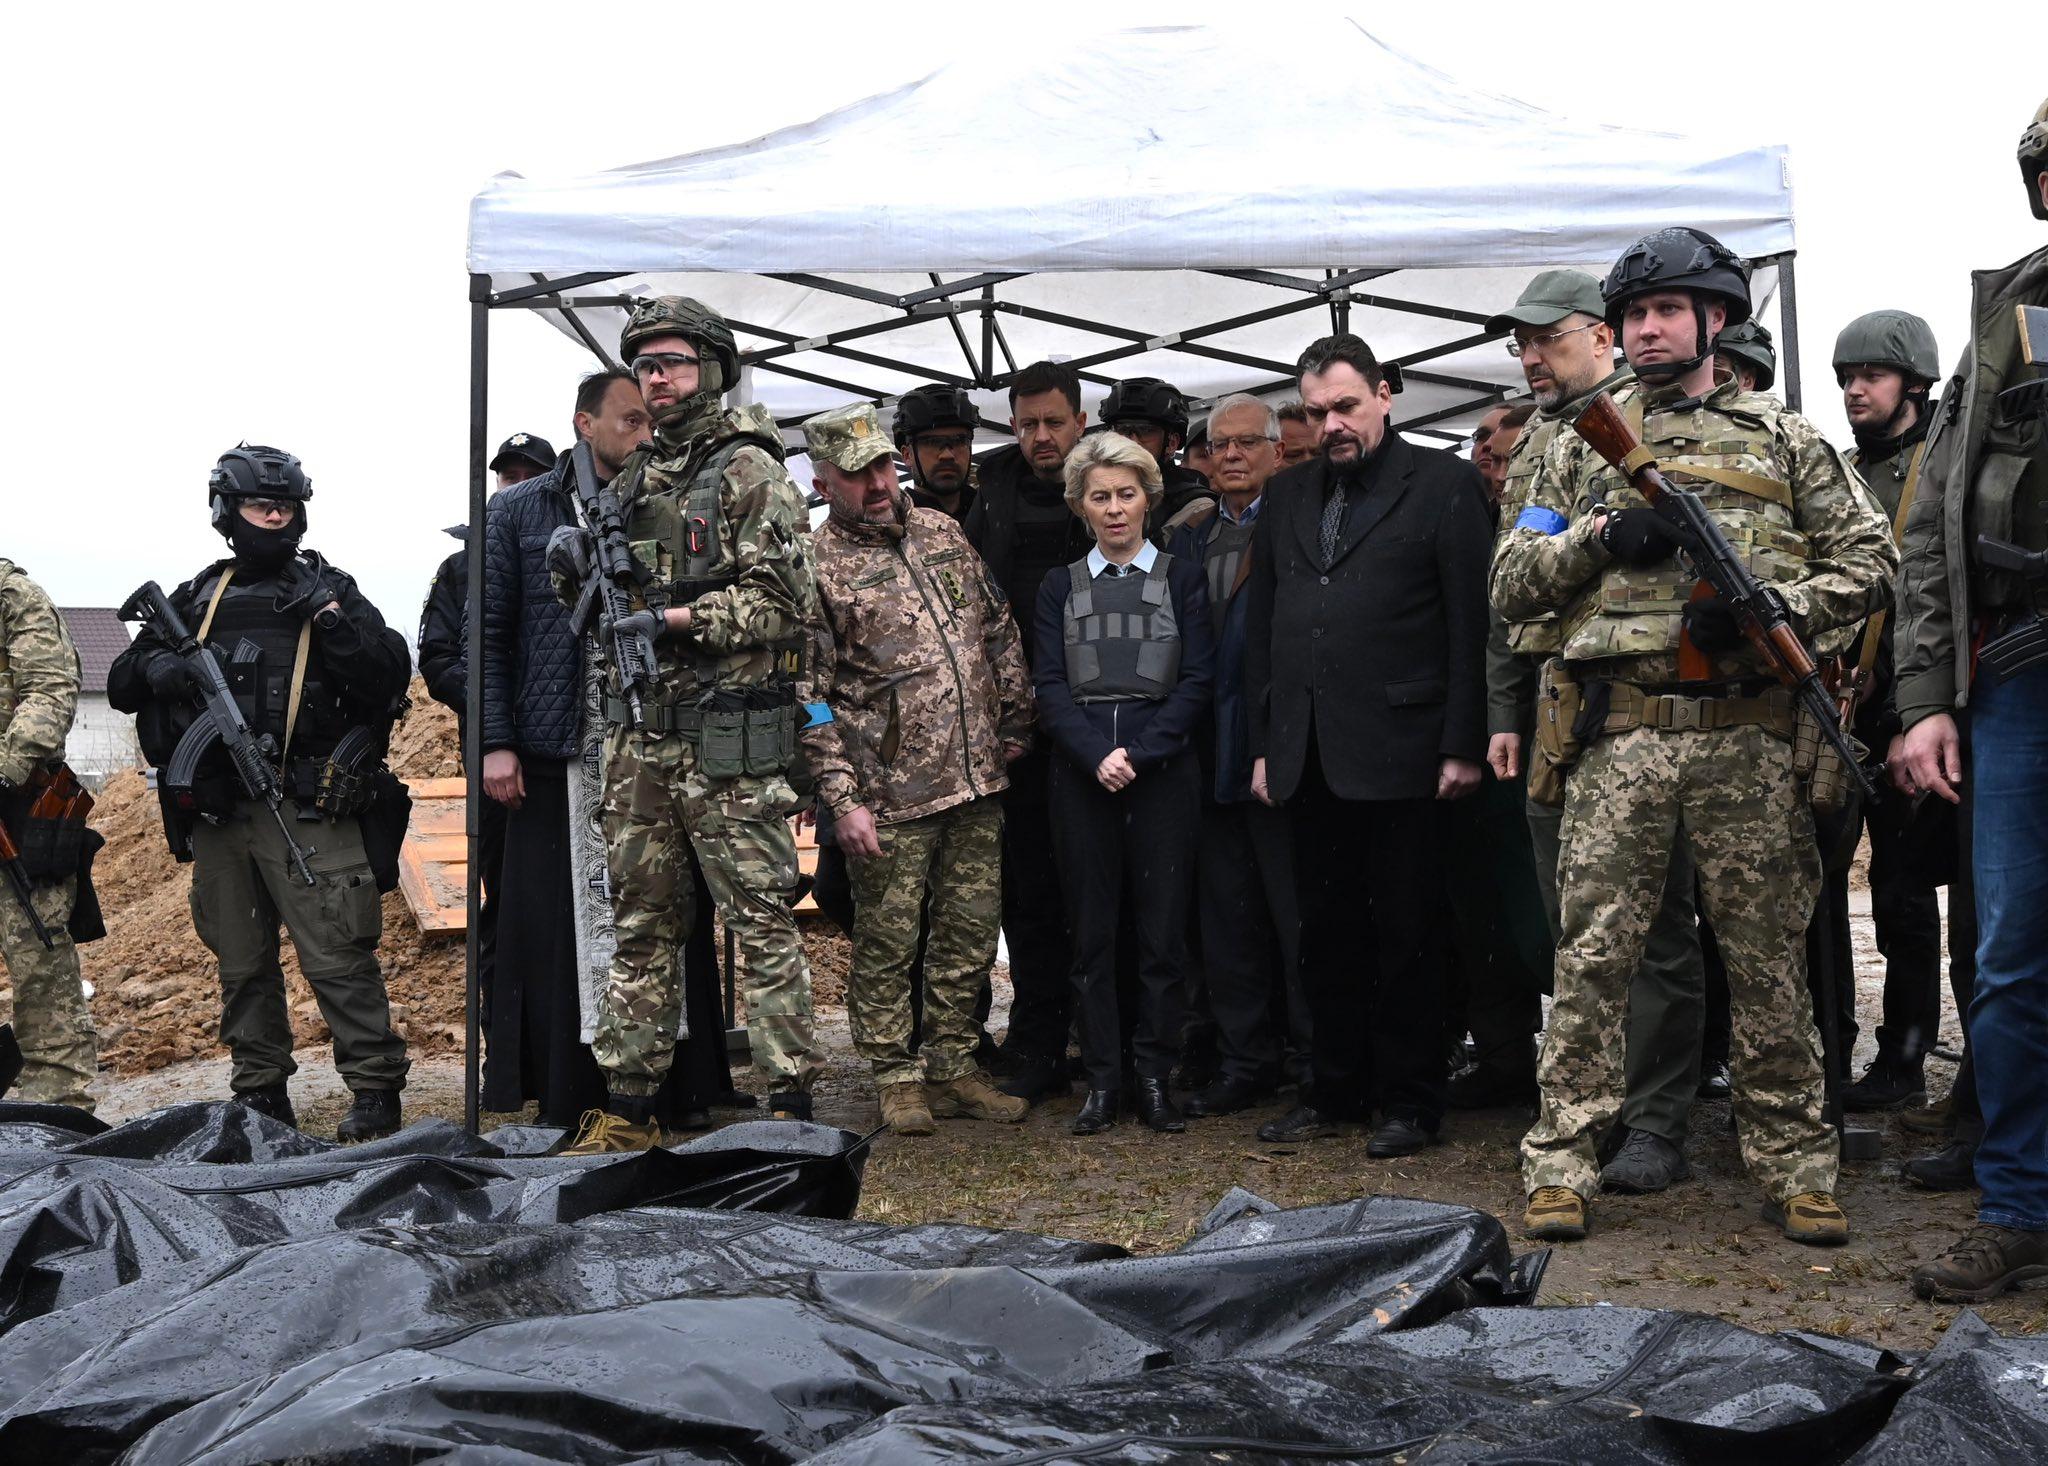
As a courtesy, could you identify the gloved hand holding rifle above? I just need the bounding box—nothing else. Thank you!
[562,439,660,730]
[119,580,318,886]
[1570,390,1881,801]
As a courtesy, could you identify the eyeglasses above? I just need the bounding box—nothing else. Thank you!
[239,498,298,518]
[630,351,699,380]
[1212,433,1277,454]
[1507,322,1601,358]
[912,431,973,453]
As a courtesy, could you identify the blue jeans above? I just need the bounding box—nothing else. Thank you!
[1969,657,2048,1231]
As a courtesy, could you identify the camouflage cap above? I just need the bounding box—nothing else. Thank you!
[803,403,897,472]
[1485,269,1607,334]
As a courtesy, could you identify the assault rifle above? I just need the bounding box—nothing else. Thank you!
[118,581,318,886]
[1570,391,1880,801]
[568,440,659,729]
[0,803,51,948]
[0,765,94,949]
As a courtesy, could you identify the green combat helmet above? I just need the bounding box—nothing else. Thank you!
[2020,96,2048,222]
[619,296,741,398]
[1717,319,1778,391]
[1831,310,1941,386]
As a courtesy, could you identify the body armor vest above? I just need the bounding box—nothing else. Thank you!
[1062,554,1181,702]
[1560,396,1807,663]
[627,439,751,608]
[194,569,324,756]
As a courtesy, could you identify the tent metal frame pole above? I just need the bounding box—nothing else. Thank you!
[463,273,491,1135]
[1771,251,1803,413]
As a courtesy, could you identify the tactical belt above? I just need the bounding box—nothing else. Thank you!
[605,695,705,735]
[1605,681,1794,737]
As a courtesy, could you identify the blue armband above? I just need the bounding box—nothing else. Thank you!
[802,701,834,728]
[1514,505,1569,537]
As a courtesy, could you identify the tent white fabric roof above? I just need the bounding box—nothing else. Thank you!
[466,20,1798,440]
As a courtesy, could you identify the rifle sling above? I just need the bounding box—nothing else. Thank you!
[1851,438,1930,688]
[194,568,313,761]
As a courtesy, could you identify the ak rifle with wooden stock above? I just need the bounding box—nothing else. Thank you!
[1569,390,1880,802]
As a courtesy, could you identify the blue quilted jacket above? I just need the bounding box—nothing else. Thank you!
[482,456,584,759]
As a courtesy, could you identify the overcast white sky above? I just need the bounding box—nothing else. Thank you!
[4,1,2043,641]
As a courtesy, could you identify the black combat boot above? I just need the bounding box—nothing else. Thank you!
[233,1083,297,1129]
[335,1088,401,1143]
[1841,1051,1927,1111]
[767,1090,814,1121]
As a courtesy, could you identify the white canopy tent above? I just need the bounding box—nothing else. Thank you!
[454,19,1801,1127]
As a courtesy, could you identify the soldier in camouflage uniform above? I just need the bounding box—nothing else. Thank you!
[0,561,94,1110]
[556,297,826,1154]
[798,404,1034,1135]
[1492,228,1896,1246]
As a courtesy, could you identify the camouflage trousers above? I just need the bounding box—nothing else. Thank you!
[846,798,1002,1086]
[0,875,95,1111]
[1523,722,1836,1203]
[595,726,824,1096]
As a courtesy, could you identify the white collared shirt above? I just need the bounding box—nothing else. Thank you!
[1086,539,1160,579]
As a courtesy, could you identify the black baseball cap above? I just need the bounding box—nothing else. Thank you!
[489,432,557,474]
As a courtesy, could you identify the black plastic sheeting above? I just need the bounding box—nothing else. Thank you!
[0,1103,2040,1463]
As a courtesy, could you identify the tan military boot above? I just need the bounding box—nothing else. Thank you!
[879,1081,936,1136]
[1764,1190,1850,1246]
[560,1108,663,1156]
[928,1071,1029,1123]
[1523,1186,1588,1241]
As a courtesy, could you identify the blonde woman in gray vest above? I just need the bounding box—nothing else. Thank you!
[1032,431,1216,1137]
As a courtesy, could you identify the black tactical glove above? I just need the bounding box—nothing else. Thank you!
[609,608,664,644]
[1680,596,1744,655]
[546,525,595,585]
[146,654,198,701]
[1599,507,1683,567]
[275,552,343,616]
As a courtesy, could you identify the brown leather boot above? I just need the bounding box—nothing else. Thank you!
[1763,1191,1850,1246]
[560,1107,663,1156]
[928,1071,1029,1123]
[1911,1224,2048,1302]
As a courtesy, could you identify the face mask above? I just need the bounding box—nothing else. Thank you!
[227,515,302,573]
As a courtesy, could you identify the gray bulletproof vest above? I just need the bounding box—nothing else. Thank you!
[1062,553,1180,702]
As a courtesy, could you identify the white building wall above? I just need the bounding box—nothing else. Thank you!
[66,694,141,790]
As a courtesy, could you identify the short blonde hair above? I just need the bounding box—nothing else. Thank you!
[1063,430,1163,514]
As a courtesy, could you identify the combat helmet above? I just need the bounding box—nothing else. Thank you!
[1716,319,1778,391]
[1601,227,1753,381]
[208,443,312,537]
[2021,96,2048,222]
[892,383,979,444]
[1832,310,1941,386]
[1100,376,1191,444]
[619,296,741,397]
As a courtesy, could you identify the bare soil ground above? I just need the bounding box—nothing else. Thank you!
[31,680,2030,1353]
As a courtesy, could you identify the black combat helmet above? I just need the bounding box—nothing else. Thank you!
[1100,376,1191,443]
[1601,227,1753,382]
[618,296,742,398]
[892,383,978,443]
[1717,319,1778,392]
[209,444,312,536]
[2020,96,2048,222]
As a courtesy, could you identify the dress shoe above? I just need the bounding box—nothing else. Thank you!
[1598,1128,1692,1193]
[1366,1115,1436,1158]
[335,1088,401,1143]
[1071,1089,1118,1135]
[1695,1062,1732,1101]
[1134,1076,1187,1133]
[1257,1103,1340,1143]
[1445,1063,1537,1110]
[998,1054,1071,1104]
[1183,1074,1269,1117]
[232,1083,297,1129]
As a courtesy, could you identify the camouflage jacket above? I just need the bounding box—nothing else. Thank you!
[800,500,1033,826]
[1895,242,2048,729]
[0,560,80,786]
[609,400,820,699]
[1491,375,1895,685]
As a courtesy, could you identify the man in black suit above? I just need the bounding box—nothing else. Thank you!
[1245,334,1492,1156]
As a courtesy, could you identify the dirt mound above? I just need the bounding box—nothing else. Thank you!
[82,681,467,1078]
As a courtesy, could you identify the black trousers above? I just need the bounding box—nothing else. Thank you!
[477,788,506,1020]
[1196,795,1305,1082]
[1441,772,1550,1081]
[999,745,1072,1061]
[1050,750,1198,1091]
[1864,794,1945,1064]
[1291,758,1447,1128]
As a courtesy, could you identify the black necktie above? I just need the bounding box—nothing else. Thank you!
[1318,482,1348,566]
